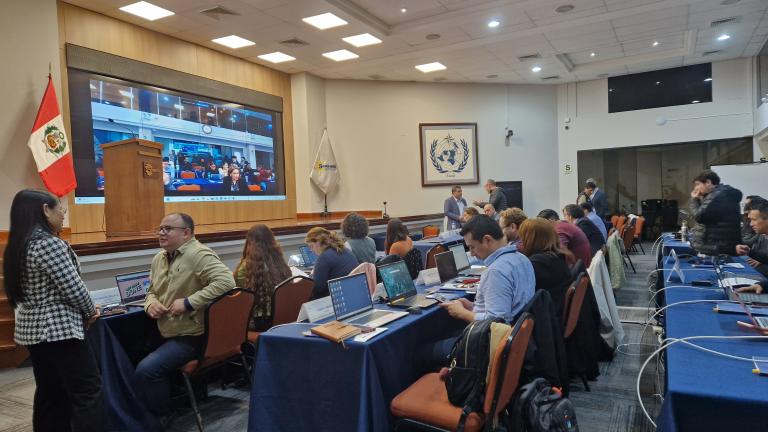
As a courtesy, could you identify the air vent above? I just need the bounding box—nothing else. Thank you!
[433,77,447,81]
[711,16,740,27]
[541,75,560,80]
[200,6,240,19]
[517,53,542,61]
[703,50,723,56]
[280,38,310,47]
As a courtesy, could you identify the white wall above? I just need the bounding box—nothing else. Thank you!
[558,58,754,206]
[0,0,62,229]
[293,77,559,217]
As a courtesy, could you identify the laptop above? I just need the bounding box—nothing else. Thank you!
[327,272,408,328]
[435,251,479,291]
[666,249,686,284]
[299,245,318,267]
[115,271,151,306]
[448,243,485,276]
[734,292,768,331]
[714,263,768,304]
[378,261,437,309]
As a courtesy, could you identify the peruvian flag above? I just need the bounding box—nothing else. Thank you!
[27,76,77,197]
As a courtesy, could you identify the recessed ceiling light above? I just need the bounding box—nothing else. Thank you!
[342,33,382,47]
[704,77,713,82]
[119,1,174,21]
[609,88,614,92]
[415,62,447,73]
[322,49,358,62]
[257,52,296,63]
[302,12,347,30]
[531,65,542,73]
[692,100,700,103]
[590,52,596,57]
[652,41,659,47]
[717,34,731,41]
[211,35,255,49]
[655,81,661,85]
[488,20,500,28]
[555,4,575,13]
[426,33,441,40]
[401,8,407,13]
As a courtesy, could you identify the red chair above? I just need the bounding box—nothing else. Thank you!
[246,276,314,346]
[425,244,447,269]
[620,222,637,273]
[179,289,254,432]
[248,184,262,192]
[177,184,201,192]
[633,216,646,254]
[180,170,196,179]
[562,273,592,391]
[390,314,535,431]
[422,225,440,239]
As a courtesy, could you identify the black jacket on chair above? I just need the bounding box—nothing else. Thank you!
[519,290,570,396]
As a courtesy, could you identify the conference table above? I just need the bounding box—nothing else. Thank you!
[87,307,161,432]
[247,288,467,432]
[412,231,464,262]
[656,239,768,431]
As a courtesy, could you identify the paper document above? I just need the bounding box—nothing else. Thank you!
[353,327,388,342]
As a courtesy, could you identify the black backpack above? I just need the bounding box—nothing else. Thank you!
[507,378,579,432]
[445,318,503,432]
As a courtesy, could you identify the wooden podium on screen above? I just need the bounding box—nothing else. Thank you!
[101,139,165,238]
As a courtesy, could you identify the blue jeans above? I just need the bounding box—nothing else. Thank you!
[134,336,204,416]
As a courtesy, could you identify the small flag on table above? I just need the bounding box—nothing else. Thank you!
[27,76,77,197]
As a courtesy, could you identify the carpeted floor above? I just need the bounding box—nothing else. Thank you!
[0,241,665,432]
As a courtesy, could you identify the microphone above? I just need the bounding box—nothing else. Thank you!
[107,118,139,139]
[383,201,389,219]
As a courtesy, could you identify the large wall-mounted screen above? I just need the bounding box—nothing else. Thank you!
[68,69,286,204]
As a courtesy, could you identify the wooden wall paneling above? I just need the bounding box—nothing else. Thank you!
[58,2,296,234]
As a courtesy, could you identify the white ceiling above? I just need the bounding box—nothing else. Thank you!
[63,0,768,84]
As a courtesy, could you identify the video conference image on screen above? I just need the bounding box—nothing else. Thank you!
[68,70,286,203]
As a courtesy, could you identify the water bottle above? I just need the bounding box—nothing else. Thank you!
[681,221,688,240]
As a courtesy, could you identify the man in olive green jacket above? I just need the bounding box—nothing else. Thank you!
[135,212,235,419]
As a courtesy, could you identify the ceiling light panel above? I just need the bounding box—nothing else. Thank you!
[257,52,296,63]
[119,1,174,21]
[211,35,255,49]
[303,12,348,30]
[323,49,359,61]
[342,33,382,47]
[415,62,447,73]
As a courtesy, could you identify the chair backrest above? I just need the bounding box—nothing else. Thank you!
[349,262,377,295]
[563,273,589,338]
[615,215,626,233]
[271,276,314,326]
[610,215,619,228]
[569,259,584,283]
[422,225,440,239]
[180,170,196,179]
[634,216,645,237]
[177,184,201,192]
[483,313,535,418]
[202,289,255,364]
[424,244,447,269]
[620,224,635,250]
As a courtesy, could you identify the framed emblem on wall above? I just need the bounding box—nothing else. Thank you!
[419,123,479,186]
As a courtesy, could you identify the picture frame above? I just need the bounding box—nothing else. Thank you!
[419,123,479,187]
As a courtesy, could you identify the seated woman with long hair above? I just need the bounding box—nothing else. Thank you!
[234,224,292,330]
[305,227,359,299]
[518,218,573,321]
[385,218,423,279]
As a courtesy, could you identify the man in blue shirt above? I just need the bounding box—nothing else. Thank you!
[440,215,535,323]
[580,202,607,241]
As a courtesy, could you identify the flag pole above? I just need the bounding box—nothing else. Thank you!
[321,193,330,218]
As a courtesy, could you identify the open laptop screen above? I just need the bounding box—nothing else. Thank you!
[449,244,470,272]
[299,245,318,266]
[328,272,373,321]
[378,261,416,300]
[435,251,458,283]
[115,271,151,304]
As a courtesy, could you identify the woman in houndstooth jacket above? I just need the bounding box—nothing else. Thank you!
[3,189,102,432]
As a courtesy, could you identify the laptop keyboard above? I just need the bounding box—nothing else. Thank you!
[740,293,768,304]
[348,311,391,325]
[756,316,768,328]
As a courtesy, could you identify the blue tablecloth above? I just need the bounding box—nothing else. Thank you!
[247,291,466,432]
[88,308,160,432]
[656,250,768,431]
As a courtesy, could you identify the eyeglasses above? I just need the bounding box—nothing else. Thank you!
[157,225,188,233]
